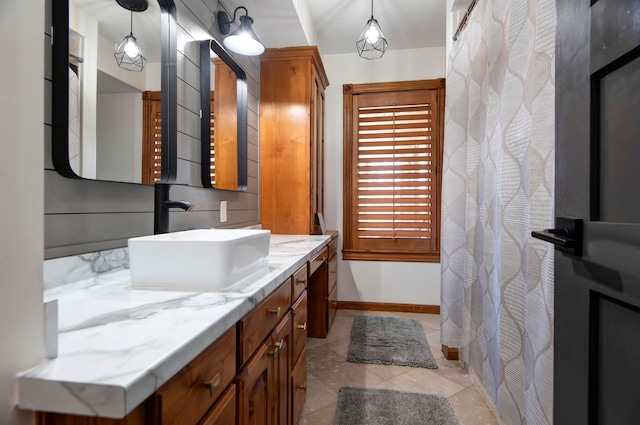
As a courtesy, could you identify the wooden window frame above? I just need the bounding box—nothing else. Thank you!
[342,79,445,263]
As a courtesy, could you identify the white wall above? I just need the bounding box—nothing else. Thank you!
[0,0,46,423]
[322,47,446,306]
[96,93,143,183]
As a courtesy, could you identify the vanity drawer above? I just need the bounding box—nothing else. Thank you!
[291,346,307,425]
[291,291,308,363]
[291,263,308,303]
[238,279,292,365]
[328,237,338,259]
[154,326,236,425]
[328,285,338,331]
[308,247,328,276]
[199,383,236,425]
[328,255,337,294]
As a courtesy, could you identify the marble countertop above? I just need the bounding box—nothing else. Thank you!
[18,234,332,418]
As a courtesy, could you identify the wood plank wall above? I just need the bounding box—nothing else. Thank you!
[43,0,260,259]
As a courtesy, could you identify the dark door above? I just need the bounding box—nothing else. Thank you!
[552,1,640,424]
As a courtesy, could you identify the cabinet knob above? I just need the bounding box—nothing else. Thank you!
[203,373,221,398]
[296,278,306,285]
[268,306,282,318]
[297,383,307,391]
[296,322,307,331]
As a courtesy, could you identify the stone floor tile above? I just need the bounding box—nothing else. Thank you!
[447,386,500,425]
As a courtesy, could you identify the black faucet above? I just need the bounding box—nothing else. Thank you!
[154,184,194,234]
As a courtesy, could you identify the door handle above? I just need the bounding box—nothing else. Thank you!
[531,217,583,256]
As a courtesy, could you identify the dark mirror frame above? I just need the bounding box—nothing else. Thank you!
[52,0,178,184]
[199,39,248,191]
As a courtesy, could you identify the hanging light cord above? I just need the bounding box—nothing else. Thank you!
[129,11,134,36]
[370,0,374,19]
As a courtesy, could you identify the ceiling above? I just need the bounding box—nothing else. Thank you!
[226,0,447,55]
[72,0,447,63]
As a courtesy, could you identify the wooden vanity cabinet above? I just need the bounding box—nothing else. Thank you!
[327,238,339,331]
[199,383,236,425]
[259,46,329,234]
[34,241,335,425]
[291,292,308,363]
[236,311,292,425]
[151,326,236,425]
[307,235,339,338]
[272,312,292,425]
[235,336,275,425]
[237,280,292,365]
[291,346,307,425]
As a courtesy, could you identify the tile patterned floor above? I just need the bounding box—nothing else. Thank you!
[299,309,500,425]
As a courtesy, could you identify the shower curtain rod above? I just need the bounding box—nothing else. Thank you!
[452,0,478,41]
[69,53,84,63]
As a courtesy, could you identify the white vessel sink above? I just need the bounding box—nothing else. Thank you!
[128,229,271,291]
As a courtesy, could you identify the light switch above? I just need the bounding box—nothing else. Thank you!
[220,200,228,223]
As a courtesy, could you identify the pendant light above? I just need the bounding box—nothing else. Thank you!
[114,11,147,72]
[217,6,265,56]
[356,0,388,60]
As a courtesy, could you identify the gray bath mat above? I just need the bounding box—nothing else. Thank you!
[348,315,437,368]
[334,387,459,425]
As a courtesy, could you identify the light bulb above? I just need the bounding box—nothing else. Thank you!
[366,25,380,44]
[124,38,140,57]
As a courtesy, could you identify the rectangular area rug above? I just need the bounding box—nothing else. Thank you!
[334,387,459,425]
[348,315,438,368]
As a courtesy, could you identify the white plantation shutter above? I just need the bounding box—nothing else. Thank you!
[343,81,444,262]
[151,110,162,183]
[142,91,162,184]
[210,93,216,185]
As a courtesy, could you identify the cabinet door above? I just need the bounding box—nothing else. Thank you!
[307,261,328,338]
[291,291,308,364]
[315,79,325,218]
[291,347,307,425]
[199,384,236,425]
[272,312,292,425]
[328,284,338,332]
[236,340,274,425]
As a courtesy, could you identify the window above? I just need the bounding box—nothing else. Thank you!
[142,90,162,184]
[342,79,445,262]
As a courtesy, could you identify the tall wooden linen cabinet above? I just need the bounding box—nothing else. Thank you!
[260,46,329,234]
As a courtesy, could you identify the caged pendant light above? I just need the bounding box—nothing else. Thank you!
[356,0,388,60]
[114,11,147,72]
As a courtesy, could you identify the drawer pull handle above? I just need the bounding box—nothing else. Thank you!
[296,322,307,331]
[296,278,306,285]
[203,373,221,398]
[269,339,285,355]
[268,306,282,318]
[297,383,307,391]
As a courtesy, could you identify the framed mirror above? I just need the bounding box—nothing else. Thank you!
[52,0,177,184]
[200,39,248,191]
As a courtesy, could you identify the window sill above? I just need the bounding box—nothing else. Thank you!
[342,249,440,263]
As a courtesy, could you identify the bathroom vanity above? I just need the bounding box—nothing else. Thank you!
[19,232,338,425]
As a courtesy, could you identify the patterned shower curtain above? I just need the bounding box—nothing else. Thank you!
[440,1,555,424]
